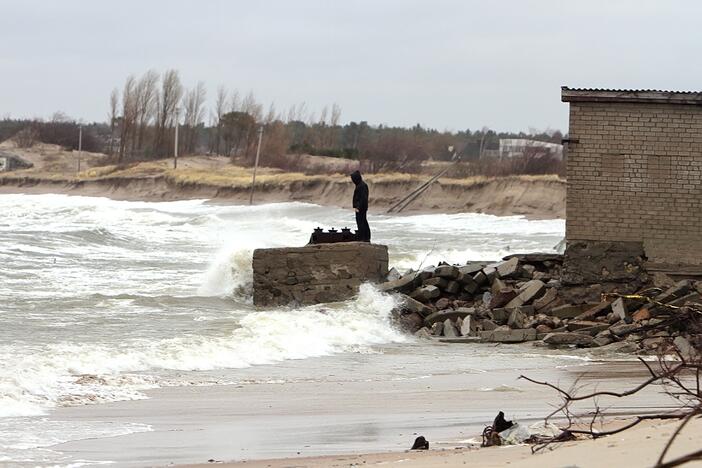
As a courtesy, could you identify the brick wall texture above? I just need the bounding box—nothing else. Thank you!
[567,102,702,264]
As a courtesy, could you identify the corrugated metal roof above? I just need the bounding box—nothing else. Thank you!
[562,86,701,94]
[561,86,702,104]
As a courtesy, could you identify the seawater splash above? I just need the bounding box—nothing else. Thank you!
[0,285,404,418]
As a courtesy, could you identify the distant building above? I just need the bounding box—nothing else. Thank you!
[561,87,702,266]
[0,151,33,172]
[498,139,564,160]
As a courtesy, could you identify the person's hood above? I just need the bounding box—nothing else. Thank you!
[350,170,362,185]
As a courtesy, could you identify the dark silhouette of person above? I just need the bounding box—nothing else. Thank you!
[351,170,371,242]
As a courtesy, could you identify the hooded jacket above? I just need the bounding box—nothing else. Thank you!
[351,170,369,213]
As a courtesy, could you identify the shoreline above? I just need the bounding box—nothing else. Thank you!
[44,348,675,467]
[0,172,565,219]
[186,417,702,468]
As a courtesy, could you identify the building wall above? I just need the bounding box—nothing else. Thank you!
[566,101,702,264]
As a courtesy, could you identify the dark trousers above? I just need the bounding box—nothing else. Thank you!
[355,210,371,242]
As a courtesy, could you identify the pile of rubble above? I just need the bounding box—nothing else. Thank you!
[383,253,702,354]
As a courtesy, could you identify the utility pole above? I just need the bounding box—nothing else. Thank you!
[77,124,83,172]
[174,108,180,169]
[249,126,264,205]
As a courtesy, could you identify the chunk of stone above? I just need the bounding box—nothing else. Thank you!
[443,319,459,338]
[574,301,612,321]
[444,280,462,295]
[424,277,449,289]
[496,257,520,279]
[673,336,701,361]
[507,308,528,329]
[379,273,419,294]
[522,264,536,278]
[410,285,440,302]
[435,297,451,310]
[543,332,595,347]
[550,303,596,319]
[386,267,401,282]
[593,335,613,347]
[460,315,477,336]
[473,271,488,286]
[460,263,485,276]
[609,323,639,336]
[482,266,498,282]
[504,280,546,309]
[397,312,424,333]
[424,308,476,327]
[398,294,433,317]
[611,298,629,321]
[533,287,558,311]
[479,328,537,343]
[491,278,508,295]
[632,308,651,322]
[489,288,518,309]
[430,321,444,336]
[414,327,433,339]
[478,319,498,331]
[642,337,667,350]
[434,265,460,279]
[489,308,509,324]
[463,277,479,294]
[656,280,693,304]
[535,324,553,334]
[566,320,602,332]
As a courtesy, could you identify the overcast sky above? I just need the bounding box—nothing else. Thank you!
[2,0,701,132]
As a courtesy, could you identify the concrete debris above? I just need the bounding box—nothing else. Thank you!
[388,252,702,356]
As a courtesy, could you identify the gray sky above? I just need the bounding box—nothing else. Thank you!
[2,0,700,132]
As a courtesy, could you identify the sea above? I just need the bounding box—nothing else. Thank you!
[0,194,566,465]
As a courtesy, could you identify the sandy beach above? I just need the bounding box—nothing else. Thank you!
[46,342,680,467]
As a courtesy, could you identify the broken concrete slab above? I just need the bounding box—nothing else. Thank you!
[507,308,528,329]
[504,280,546,309]
[434,265,460,280]
[489,288,518,309]
[398,294,433,317]
[496,257,520,279]
[424,277,449,289]
[533,287,557,311]
[460,315,477,336]
[444,280,462,295]
[424,309,476,327]
[543,332,595,347]
[549,303,598,319]
[574,301,612,321]
[379,273,419,294]
[410,285,440,302]
[443,319,459,338]
[479,328,537,343]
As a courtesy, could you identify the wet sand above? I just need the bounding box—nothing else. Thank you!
[48,347,674,467]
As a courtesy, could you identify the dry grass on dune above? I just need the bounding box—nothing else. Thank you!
[3,152,565,190]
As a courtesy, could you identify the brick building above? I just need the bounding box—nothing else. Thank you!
[561,87,702,268]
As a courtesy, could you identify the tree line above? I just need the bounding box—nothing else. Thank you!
[1,68,564,174]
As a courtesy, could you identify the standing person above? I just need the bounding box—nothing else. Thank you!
[351,170,371,242]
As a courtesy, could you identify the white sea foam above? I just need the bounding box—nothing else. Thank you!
[0,285,405,418]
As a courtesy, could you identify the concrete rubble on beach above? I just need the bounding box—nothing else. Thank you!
[384,242,702,355]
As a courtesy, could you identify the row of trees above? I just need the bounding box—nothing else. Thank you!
[0,68,564,175]
[105,69,564,171]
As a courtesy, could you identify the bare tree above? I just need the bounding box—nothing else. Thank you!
[153,69,183,157]
[212,85,228,154]
[182,81,206,154]
[118,75,138,162]
[108,88,119,156]
[134,70,159,154]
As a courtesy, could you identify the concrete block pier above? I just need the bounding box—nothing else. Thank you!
[252,243,389,306]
